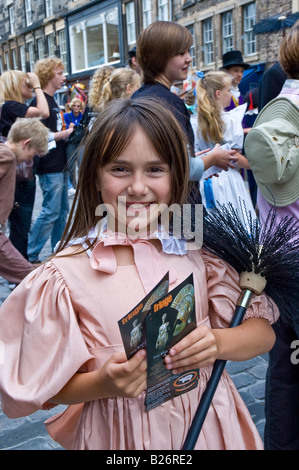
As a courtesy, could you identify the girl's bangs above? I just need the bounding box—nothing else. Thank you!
[99,118,138,166]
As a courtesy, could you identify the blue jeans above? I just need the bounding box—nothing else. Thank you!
[28,172,69,262]
[9,177,36,260]
[66,142,80,188]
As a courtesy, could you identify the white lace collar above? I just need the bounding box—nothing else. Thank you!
[67,216,187,257]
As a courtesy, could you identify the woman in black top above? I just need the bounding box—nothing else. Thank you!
[0,70,49,260]
[132,21,237,182]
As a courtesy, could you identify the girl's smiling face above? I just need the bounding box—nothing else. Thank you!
[162,50,192,85]
[97,126,172,235]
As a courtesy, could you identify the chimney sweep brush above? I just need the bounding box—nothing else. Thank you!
[182,202,299,450]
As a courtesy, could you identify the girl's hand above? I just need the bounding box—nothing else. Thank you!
[210,144,238,169]
[164,325,219,374]
[48,349,147,405]
[99,349,147,399]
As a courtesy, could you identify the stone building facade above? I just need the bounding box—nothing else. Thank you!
[0,0,298,97]
[174,0,299,72]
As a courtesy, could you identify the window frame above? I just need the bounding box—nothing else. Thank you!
[45,0,53,17]
[25,0,32,27]
[222,10,233,54]
[203,17,213,65]
[186,24,196,68]
[5,51,10,71]
[47,33,56,58]
[68,4,121,74]
[28,41,35,72]
[126,2,136,46]
[58,29,68,74]
[20,44,27,72]
[142,0,152,29]
[243,2,256,56]
[37,38,44,60]
[9,5,15,35]
[157,0,169,21]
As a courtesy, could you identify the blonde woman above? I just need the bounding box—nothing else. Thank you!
[0,70,50,261]
[63,98,84,129]
[100,68,141,108]
[63,97,85,190]
[191,70,254,227]
[0,70,49,136]
[88,65,115,112]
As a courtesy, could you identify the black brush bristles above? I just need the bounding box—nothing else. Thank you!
[202,202,299,328]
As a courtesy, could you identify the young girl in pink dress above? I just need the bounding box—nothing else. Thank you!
[0,98,278,450]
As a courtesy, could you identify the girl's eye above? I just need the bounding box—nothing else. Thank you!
[180,49,191,56]
[111,166,128,173]
[148,166,167,174]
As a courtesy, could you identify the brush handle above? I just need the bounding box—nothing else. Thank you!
[182,290,253,450]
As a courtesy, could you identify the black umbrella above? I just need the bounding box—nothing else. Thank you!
[253,12,299,35]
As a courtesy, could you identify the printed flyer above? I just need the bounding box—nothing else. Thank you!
[145,274,198,411]
[118,272,170,359]
[119,273,199,411]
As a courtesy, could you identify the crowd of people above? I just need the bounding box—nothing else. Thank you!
[0,18,298,451]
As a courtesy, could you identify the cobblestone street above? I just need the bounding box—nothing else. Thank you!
[0,181,269,450]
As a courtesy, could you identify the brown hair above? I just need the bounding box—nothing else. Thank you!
[279,19,299,79]
[137,21,193,84]
[57,97,192,252]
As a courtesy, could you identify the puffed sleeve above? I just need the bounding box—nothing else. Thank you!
[0,262,94,419]
[201,250,280,329]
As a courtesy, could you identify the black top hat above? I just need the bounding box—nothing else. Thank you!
[222,50,251,70]
[128,46,137,58]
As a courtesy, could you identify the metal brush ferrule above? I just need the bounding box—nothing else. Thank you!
[237,289,254,309]
[239,271,267,295]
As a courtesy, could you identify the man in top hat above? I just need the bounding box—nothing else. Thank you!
[127,46,142,75]
[221,50,251,112]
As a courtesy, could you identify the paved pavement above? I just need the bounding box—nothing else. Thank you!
[0,181,269,450]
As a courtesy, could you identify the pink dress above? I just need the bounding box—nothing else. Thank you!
[0,238,279,450]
